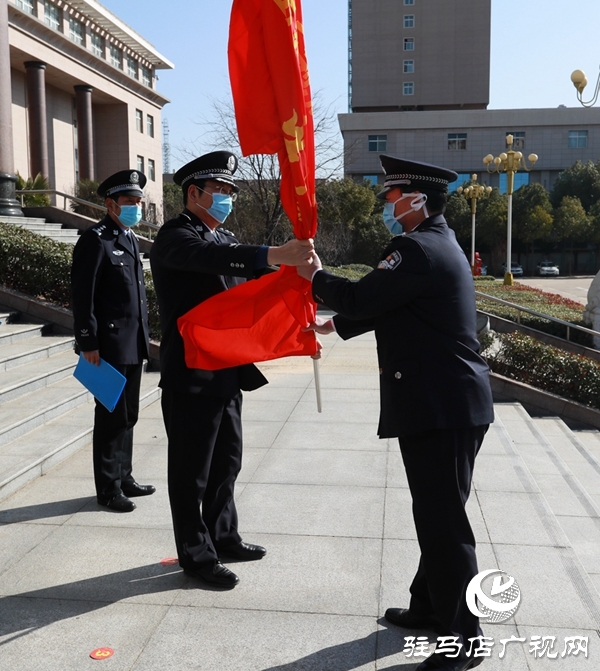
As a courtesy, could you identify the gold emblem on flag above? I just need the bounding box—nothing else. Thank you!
[282,110,304,163]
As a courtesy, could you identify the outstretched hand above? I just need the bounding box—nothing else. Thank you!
[297,252,322,281]
[303,315,335,336]
[268,238,316,267]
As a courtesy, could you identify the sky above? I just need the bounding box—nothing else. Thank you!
[99,0,600,173]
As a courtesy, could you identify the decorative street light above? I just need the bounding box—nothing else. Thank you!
[483,135,538,286]
[457,174,492,276]
[570,68,600,107]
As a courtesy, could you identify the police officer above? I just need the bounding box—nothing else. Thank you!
[150,151,315,588]
[300,156,494,671]
[71,170,155,513]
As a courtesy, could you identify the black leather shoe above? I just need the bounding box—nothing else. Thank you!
[184,561,239,588]
[218,542,267,561]
[416,652,484,671]
[121,482,156,497]
[97,494,136,512]
[384,607,439,630]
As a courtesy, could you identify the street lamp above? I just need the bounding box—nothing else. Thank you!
[457,174,492,276]
[483,135,538,286]
[570,68,600,107]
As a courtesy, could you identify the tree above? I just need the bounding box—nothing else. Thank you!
[163,182,184,224]
[549,160,600,212]
[512,183,553,253]
[315,178,386,266]
[553,196,591,274]
[175,92,345,247]
[445,191,472,250]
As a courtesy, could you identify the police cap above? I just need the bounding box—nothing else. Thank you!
[376,155,458,199]
[174,151,239,193]
[97,170,146,199]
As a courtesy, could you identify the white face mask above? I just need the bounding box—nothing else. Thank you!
[383,192,429,234]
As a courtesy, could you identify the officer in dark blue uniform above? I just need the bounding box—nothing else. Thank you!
[300,156,494,671]
[71,170,155,513]
[150,151,315,588]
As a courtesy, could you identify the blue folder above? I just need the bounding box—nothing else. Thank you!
[73,355,127,412]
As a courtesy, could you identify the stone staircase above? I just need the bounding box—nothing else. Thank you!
[481,402,600,613]
[1,215,152,269]
[0,307,160,502]
[1,214,81,245]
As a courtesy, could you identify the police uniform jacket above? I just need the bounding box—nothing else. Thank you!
[149,209,268,396]
[71,215,149,365]
[312,213,494,437]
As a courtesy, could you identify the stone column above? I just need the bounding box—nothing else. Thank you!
[24,60,49,179]
[0,0,22,216]
[74,85,94,181]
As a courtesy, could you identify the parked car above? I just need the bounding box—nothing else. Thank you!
[480,265,488,276]
[536,260,559,277]
[500,262,524,277]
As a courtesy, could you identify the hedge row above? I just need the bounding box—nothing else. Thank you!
[474,279,592,347]
[481,331,600,410]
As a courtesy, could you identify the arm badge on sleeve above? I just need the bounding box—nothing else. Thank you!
[377,250,402,270]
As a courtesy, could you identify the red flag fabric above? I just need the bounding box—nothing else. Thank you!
[177,0,318,371]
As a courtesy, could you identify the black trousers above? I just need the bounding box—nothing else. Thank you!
[161,390,243,567]
[398,424,488,646]
[93,363,143,499]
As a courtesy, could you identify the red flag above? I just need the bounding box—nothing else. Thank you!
[177,0,318,370]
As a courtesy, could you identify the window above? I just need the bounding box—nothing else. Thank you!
[448,133,467,150]
[15,0,35,15]
[90,32,104,58]
[147,114,154,138]
[506,131,525,149]
[126,55,138,79]
[109,44,122,69]
[403,82,414,95]
[148,158,156,182]
[568,130,588,148]
[141,66,152,87]
[403,60,414,74]
[135,109,143,133]
[137,155,144,173]
[363,175,379,186]
[403,38,414,51]
[147,203,156,223]
[69,17,84,46]
[404,15,415,28]
[500,173,529,194]
[404,0,415,4]
[368,135,387,152]
[44,1,61,30]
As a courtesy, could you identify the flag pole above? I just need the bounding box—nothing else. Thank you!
[313,357,322,413]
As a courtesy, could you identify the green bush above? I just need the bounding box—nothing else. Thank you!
[71,179,105,219]
[475,281,592,347]
[323,263,373,280]
[0,222,71,306]
[482,331,600,410]
[15,173,50,207]
[144,270,161,341]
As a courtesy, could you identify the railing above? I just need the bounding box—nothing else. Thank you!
[475,291,600,343]
[15,189,160,232]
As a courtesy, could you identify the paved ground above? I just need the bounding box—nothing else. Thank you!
[514,277,595,305]
[0,326,598,670]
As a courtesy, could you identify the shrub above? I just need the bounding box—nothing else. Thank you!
[475,282,592,347]
[15,173,50,207]
[144,270,161,341]
[0,222,71,306]
[71,180,105,219]
[482,331,600,410]
[323,264,372,280]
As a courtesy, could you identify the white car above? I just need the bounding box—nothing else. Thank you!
[537,261,559,277]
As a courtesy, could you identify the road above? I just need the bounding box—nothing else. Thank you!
[516,276,595,305]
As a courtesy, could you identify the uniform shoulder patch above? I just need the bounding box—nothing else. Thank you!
[377,250,402,270]
[93,224,106,236]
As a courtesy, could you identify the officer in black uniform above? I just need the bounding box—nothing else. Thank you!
[71,170,155,513]
[150,151,315,588]
[300,156,494,671]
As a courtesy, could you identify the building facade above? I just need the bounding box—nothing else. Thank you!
[343,0,600,194]
[349,0,490,113]
[2,0,172,219]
